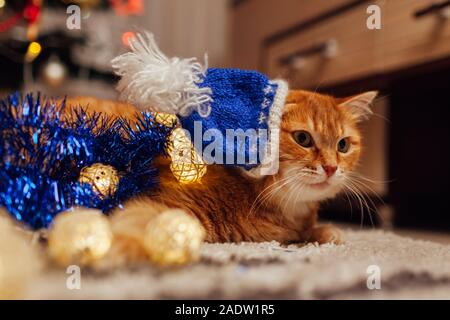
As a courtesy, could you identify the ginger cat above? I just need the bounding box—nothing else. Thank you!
[65,90,377,263]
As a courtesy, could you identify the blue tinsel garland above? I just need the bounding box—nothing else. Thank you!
[0,93,172,229]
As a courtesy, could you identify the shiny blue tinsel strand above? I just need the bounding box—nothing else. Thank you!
[0,93,173,229]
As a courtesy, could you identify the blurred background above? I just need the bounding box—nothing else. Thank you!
[0,0,449,237]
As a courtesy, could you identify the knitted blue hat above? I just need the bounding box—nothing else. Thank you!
[112,32,288,176]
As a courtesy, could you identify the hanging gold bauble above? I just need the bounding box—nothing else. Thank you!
[79,163,119,199]
[167,128,207,184]
[48,209,112,266]
[144,209,205,266]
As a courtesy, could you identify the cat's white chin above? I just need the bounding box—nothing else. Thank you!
[299,182,342,202]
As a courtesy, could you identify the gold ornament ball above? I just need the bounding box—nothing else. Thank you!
[144,209,206,266]
[79,163,119,199]
[48,209,113,266]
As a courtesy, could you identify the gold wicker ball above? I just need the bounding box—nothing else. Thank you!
[79,163,120,199]
[167,128,207,184]
[153,112,208,184]
[144,209,205,266]
[154,113,179,127]
[48,209,113,266]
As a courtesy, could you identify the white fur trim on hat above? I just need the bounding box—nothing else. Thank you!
[245,79,288,178]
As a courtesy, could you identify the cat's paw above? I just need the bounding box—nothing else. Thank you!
[309,225,343,245]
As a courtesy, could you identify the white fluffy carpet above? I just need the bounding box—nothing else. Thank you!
[25,230,450,299]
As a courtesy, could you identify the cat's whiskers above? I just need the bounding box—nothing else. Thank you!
[279,177,309,223]
[251,169,311,219]
[266,171,309,225]
[342,175,381,228]
[249,178,287,216]
[299,168,318,175]
[341,179,368,227]
[347,171,392,185]
[272,166,321,218]
[344,175,385,226]
[249,169,299,217]
[259,171,307,211]
[346,172,388,213]
[252,178,298,222]
[342,188,354,220]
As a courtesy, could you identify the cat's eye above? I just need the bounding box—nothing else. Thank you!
[293,130,314,148]
[337,138,350,153]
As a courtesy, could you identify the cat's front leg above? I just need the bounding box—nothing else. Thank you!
[308,224,343,245]
[290,210,343,245]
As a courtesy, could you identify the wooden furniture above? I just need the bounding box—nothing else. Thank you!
[232,0,450,89]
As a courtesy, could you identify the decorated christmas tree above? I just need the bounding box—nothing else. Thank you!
[0,0,144,97]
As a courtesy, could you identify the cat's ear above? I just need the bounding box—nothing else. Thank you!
[338,91,378,122]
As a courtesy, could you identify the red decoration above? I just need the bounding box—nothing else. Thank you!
[0,0,41,33]
[0,12,21,33]
[23,1,41,24]
[110,0,144,16]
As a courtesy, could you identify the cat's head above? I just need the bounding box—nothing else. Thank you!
[273,90,377,204]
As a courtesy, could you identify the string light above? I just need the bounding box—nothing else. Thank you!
[168,128,207,184]
[25,41,41,62]
[111,0,144,16]
[153,113,208,184]
[121,31,136,47]
[43,56,67,87]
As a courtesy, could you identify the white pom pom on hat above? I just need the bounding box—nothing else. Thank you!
[111,32,213,117]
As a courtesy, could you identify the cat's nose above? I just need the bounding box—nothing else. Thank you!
[322,165,337,177]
